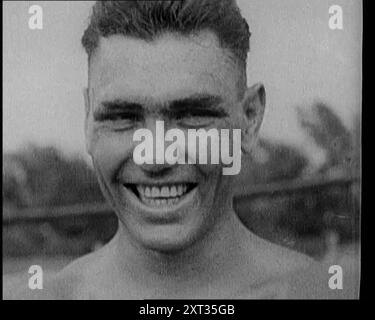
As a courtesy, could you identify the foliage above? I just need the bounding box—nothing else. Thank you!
[235,138,309,194]
[3,103,360,208]
[297,102,360,178]
[2,103,360,257]
[3,145,104,209]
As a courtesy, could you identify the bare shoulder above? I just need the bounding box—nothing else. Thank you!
[284,250,360,299]
[231,234,314,298]
[247,235,315,281]
[246,236,359,299]
[3,269,77,300]
[3,248,108,300]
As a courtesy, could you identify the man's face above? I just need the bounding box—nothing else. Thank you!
[85,31,246,252]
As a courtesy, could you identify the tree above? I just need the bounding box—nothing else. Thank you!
[235,138,309,194]
[297,102,360,178]
[3,144,104,209]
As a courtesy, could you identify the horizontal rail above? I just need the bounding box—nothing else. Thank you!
[3,202,112,226]
[3,176,360,226]
[235,175,360,199]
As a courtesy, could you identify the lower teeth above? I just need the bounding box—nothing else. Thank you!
[140,195,181,206]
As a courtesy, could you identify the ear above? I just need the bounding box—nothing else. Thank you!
[83,87,90,117]
[83,87,92,156]
[241,83,266,154]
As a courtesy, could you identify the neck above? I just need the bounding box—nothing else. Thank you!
[110,201,253,296]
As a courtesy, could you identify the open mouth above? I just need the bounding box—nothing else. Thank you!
[124,183,198,208]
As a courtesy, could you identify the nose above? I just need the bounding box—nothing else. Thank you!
[132,118,177,177]
[140,163,175,179]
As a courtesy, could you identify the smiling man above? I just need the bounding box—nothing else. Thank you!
[6,0,358,300]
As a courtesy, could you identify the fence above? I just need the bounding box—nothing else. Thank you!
[3,176,360,259]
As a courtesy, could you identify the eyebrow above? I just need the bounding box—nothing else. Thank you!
[93,100,144,120]
[165,94,228,118]
[93,94,228,120]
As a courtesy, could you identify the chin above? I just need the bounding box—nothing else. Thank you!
[126,215,209,254]
[111,181,212,252]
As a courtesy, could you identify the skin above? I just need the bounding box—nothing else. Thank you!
[4,31,358,299]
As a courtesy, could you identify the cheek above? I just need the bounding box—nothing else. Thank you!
[88,128,134,181]
[195,164,231,209]
[195,163,222,190]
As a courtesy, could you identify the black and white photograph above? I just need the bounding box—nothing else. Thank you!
[3,0,361,301]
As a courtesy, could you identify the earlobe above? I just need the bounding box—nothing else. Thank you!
[241,83,266,154]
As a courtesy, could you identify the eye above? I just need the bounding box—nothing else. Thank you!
[174,109,224,128]
[178,115,216,128]
[95,112,141,130]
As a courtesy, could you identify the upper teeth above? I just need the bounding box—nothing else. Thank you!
[136,184,188,198]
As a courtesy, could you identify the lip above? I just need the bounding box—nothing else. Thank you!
[120,183,198,222]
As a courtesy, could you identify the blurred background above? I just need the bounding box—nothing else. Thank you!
[3,1,361,282]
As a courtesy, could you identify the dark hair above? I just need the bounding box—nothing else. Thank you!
[81,0,251,65]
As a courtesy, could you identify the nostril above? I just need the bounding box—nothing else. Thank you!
[143,166,173,178]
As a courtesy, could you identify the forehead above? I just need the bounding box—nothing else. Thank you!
[89,31,240,105]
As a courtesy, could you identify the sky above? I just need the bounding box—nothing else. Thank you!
[3,0,362,164]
